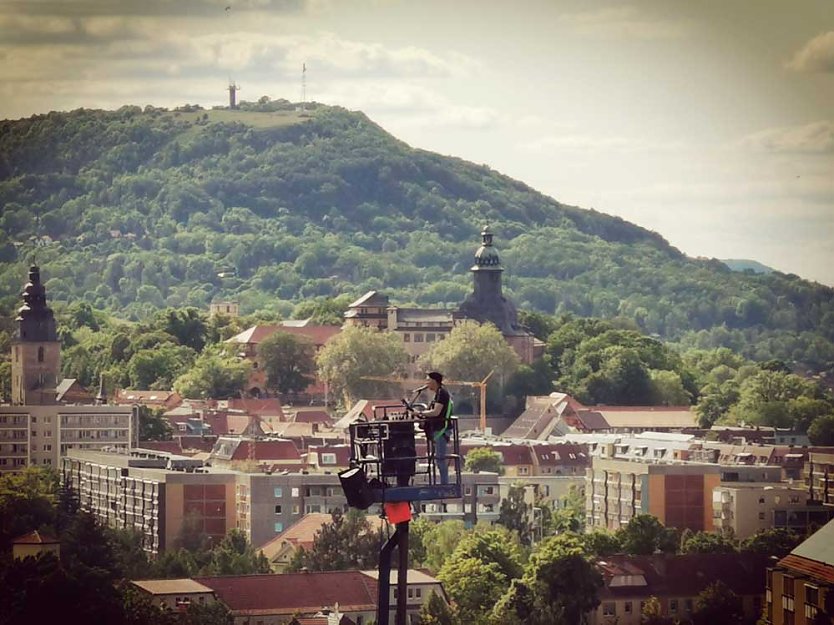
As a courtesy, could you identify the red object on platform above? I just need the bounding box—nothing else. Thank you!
[384,501,412,524]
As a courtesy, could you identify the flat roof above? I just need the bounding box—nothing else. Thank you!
[133,579,215,595]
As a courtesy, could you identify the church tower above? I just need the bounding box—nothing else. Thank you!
[11,266,60,405]
[458,226,523,336]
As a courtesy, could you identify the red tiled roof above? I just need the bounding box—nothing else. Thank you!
[534,443,589,466]
[463,444,533,466]
[597,553,769,599]
[194,571,378,615]
[12,530,59,545]
[138,441,183,454]
[778,554,834,585]
[228,325,341,348]
[228,398,286,419]
[309,444,352,467]
[573,410,611,431]
[230,439,302,462]
[179,435,217,452]
[293,410,333,425]
[203,413,254,436]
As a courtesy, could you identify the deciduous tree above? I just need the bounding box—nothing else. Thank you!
[258,332,316,395]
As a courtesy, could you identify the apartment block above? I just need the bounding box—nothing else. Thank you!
[586,457,720,531]
[62,448,236,553]
[767,519,834,625]
[0,404,137,472]
[62,447,501,552]
[713,482,834,539]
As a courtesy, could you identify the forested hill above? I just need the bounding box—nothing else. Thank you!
[0,101,833,365]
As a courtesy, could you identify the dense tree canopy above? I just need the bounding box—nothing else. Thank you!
[0,103,832,374]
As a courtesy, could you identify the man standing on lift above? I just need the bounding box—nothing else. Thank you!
[417,371,453,485]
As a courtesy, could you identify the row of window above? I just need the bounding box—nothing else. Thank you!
[402,333,445,343]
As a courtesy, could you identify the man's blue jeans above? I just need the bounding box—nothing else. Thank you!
[434,434,449,484]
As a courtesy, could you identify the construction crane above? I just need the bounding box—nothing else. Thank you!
[360,371,495,432]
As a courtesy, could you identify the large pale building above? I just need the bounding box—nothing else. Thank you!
[586,457,721,532]
[63,447,501,552]
[343,227,544,368]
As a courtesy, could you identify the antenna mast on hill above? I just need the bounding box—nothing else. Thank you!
[301,63,307,112]
[228,81,240,109]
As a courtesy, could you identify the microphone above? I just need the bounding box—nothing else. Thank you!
[412,385,428,393]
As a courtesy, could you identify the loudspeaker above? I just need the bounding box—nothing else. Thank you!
[383,421,416,486]
[339,467,374,510]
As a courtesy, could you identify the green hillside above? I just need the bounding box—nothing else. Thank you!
[0,101,833,365]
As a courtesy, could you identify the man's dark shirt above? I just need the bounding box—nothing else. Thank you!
[423,386,452,437]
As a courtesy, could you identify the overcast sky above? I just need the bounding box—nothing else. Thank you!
[1,0,832,285]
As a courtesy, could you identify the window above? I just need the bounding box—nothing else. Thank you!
[292,505,300,515]
[274,522,283,533]
[416,588,422,598]
[305,504,322,513]
[403,333,410,342]
[602,603,616,616]
[274,487,283,498]
[292,487,300,497]
[38,347,44,363]
[759,512,765,520]
[624,601,632,614]
[414,334,424,343]
[670,599,678,613]
[426,333,436,342]
[759,497,765,504]
[321,453,337,465]
[408,588,414,598]
[685,599,693,613]
[519,467,529,475]
[274,505,282,514]
[806,585,819,606]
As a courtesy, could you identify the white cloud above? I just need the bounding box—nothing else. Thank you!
[316,81,498,129]
[740,121,834,154]
[786,31,834,73]
[520,134,680,153]
[558,6,688,40]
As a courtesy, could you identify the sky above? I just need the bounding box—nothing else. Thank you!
[1,0,832,285]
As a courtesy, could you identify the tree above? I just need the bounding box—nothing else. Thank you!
[258,332,316,395]
[641,596,674,625]
[173,346,250,399]
[443,527,524,581]
[498,484,533,545]
[582,530,621,557]
[809,414,834,445]
[316,326,408,407]
[494,534,602,625]
[550,485,586,534]
[439,557,508,623]
[617,515,677,556]
[419,590,458,625]
[419,321,519,393]
[203,529,271,575]
[423,520,468,574]
[0,466,59,550]
[680,531,737,554]
[740,528,802,558]
[138,406,173,441]
[156,307,207,351]
[691,580,743,625]
[286,509,381,572]
[464,447,503,474]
